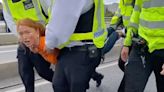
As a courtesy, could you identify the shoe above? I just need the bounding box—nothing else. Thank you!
[96,74,104,87]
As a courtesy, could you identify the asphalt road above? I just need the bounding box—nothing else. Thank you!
[0,41,157,92]
[1,61,157,92]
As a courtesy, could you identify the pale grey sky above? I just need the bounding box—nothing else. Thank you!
[0,0,119,4]
[104,0,119,4]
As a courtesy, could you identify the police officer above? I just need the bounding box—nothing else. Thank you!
[104,0,136,92]
[2,0,53,92]
[121,0,164,91]
[110,0,135,72]
[45,0,107,92]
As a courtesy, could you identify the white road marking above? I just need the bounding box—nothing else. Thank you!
[0,60,17,64]
[5,81,50,92]
[0,45,18,48]
[0,50,16,54]
[97,62,118,70]
[5,62,117,92]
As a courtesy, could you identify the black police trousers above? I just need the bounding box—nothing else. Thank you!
[52,45,101,92]
[17,45,54,92]
[122,44,164,92]
[117,46,132,92]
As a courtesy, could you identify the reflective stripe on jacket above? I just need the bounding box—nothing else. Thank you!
[57,0,107,49]
[124,0,142,46]
[110,0,135,29]
[125,0,164,53]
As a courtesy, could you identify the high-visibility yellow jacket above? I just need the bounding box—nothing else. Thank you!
[124,0,164,53]
[110,0,135,29]
[55,0,107,49]
[3,0,48,25]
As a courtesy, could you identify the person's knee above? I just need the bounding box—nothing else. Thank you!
[17,44,28,55]
[37,70,53,82]
[17,45,29,65]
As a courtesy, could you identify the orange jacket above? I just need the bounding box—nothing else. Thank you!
[37,36,59,64]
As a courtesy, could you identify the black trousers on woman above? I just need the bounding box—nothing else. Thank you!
[17,45,54,92]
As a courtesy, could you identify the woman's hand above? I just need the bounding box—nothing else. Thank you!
[121,46,129,62]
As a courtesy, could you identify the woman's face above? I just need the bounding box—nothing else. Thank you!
[17,25,39,48]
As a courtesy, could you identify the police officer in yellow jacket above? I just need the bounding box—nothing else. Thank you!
[110,0,135,29]
[103,1,135,91]
[109,0,135,71]
[2,0,53,92]
[45,0,107,92]
[121,0,164,91]
[108,0,136,92]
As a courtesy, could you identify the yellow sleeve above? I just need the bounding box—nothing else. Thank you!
[123,0,142,46]
[110,0,123,29]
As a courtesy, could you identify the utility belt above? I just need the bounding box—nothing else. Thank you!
[64,45,90,52]
[132,37,148,67]
[63,44,100,58]
[132,37,148,55]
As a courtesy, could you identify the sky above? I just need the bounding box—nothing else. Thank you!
[104,0,119,4]
[0,0,119,4]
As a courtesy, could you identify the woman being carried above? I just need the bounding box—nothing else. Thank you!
[17,18,59,65]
